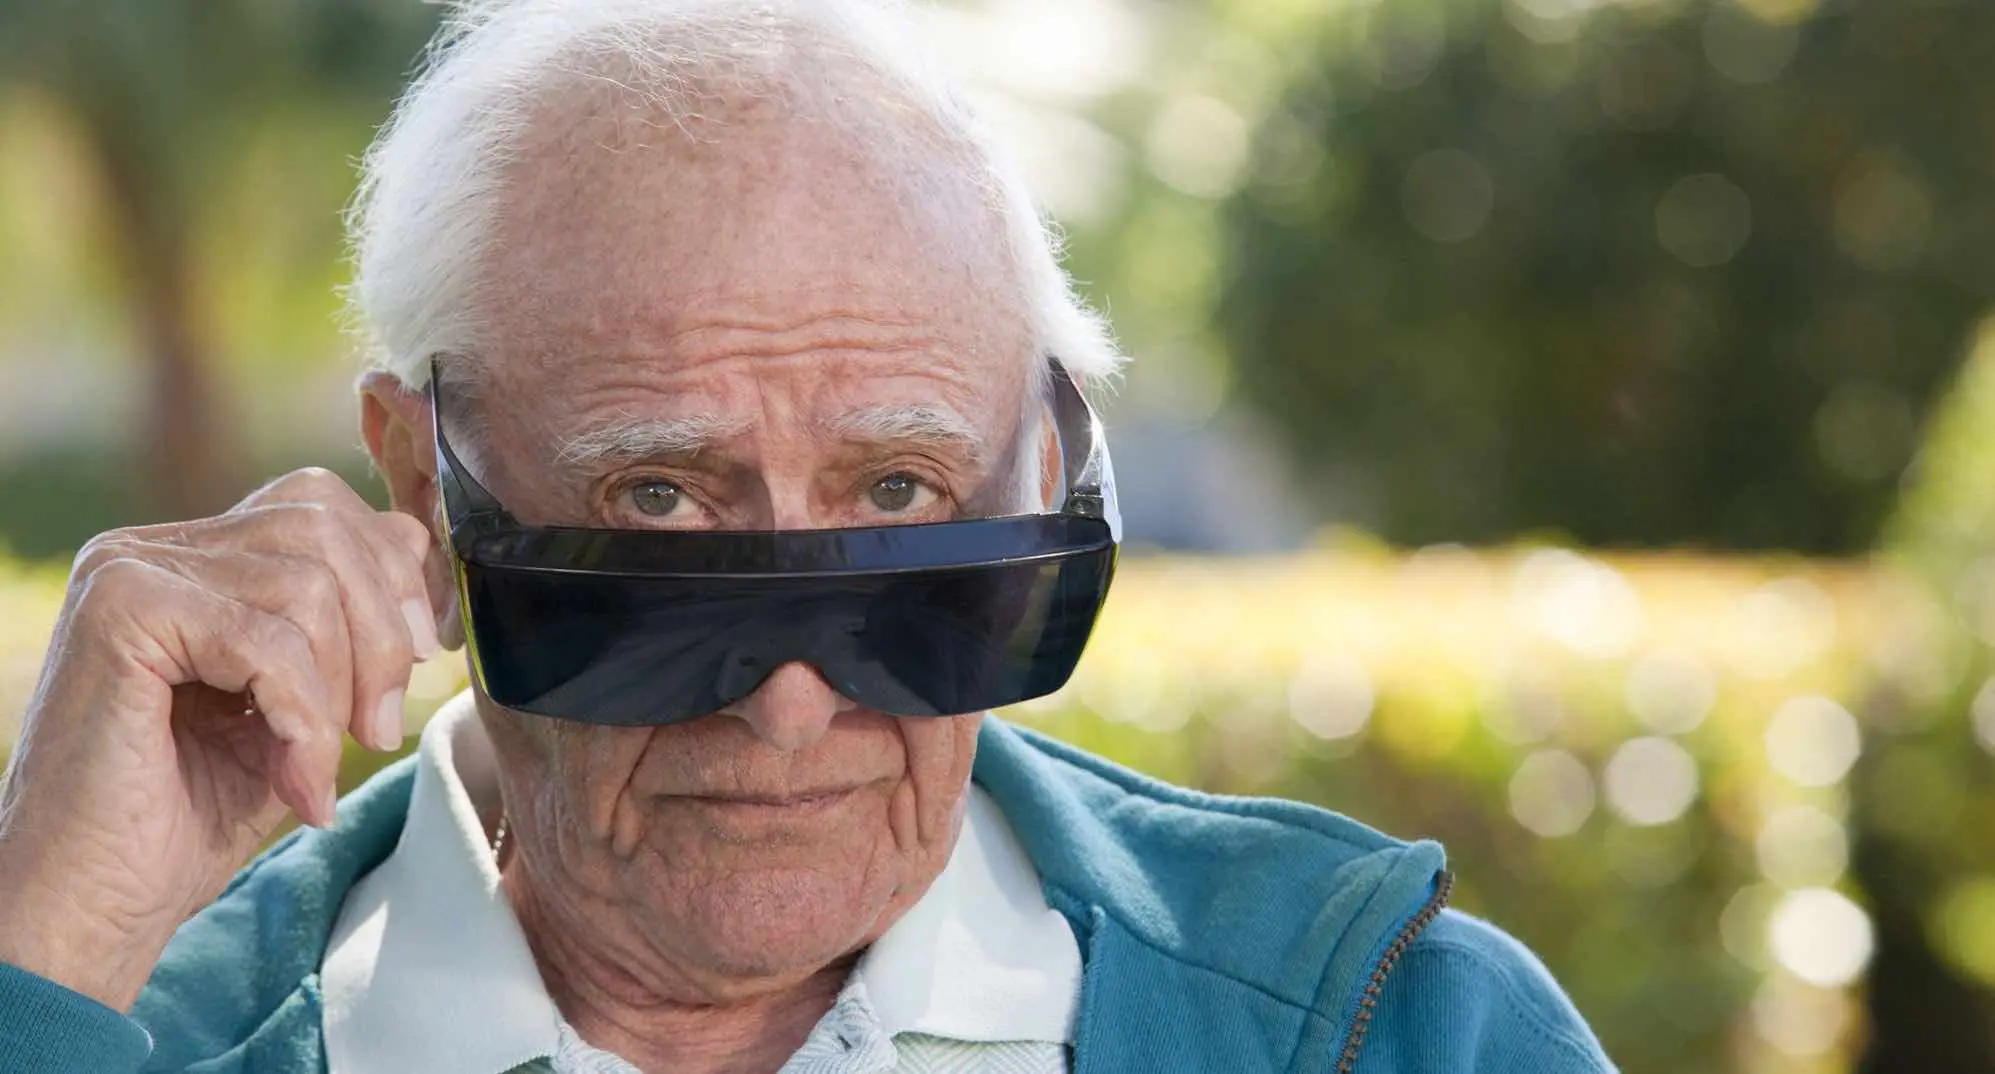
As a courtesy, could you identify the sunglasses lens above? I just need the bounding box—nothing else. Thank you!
[825,553,1115,716]
[458,545,1115,725]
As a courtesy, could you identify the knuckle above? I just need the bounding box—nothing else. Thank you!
[245,609,315,674]
[379,510,434,555]
[293,467,358,504]
[65,558,165,637]
[77,556,156,605]
[289,505,371,570]
[71,532,136,579]
[285,500,343,539]
[287,558,345,621]
[278,466,344,493]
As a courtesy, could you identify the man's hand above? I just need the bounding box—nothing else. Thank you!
[0,468,441,1011]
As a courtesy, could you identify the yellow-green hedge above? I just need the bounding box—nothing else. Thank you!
[0,544,1963,1074]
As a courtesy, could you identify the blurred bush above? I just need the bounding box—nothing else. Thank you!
[0,541,1951,1074]
[1216,0,1995,552]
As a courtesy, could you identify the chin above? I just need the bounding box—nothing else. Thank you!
[637,860,900,980]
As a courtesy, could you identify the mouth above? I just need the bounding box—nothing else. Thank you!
[679,787,860,814]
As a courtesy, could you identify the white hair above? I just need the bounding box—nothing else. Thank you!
[344,0,1124,396]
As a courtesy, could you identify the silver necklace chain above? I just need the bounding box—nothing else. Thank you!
[490,812,509,863]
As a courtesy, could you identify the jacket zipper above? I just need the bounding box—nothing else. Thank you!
[1334,870,1455,1074]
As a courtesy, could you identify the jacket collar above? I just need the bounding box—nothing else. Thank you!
[971,718,1448,1069]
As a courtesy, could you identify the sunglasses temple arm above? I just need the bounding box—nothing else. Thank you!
[428,357,517,533]
[1047,358,1121,540]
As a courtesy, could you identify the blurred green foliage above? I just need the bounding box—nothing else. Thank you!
[1218,0,1995,552]
[0,0,437,520]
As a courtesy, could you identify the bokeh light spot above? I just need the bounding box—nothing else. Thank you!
[1751,977,1848,1058]
[1359,3,1447,91]
[1933,878,1995,987]
[1509,748,1596,838]
[1813,381,1915,485]
[1764,695,1862,788]
[1755,804,1849,889]
[1722,884,1781,970]
[1401,148,1495,244]
[1768,888,1873,988]
[1145,94,1250,201]
[1288,655,1375,741]
[1833,153,1932,272]
[1603,736,1700,826]
[1655,173,1753,268]
[1973,676,1995,756]
[1625,649,1718,734]
[1703,6,1800,84]
[1502,0,1585,45]
[1511,549,1644,658]
[1736,0,1820,27]
[1726,577,1838,680]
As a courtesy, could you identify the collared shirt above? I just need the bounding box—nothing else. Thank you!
[320,695,1081,1074]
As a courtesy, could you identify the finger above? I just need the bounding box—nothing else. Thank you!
[340,509,440,662]
[263,546,413,753]
[119,469,439,656]
[106,468,373,546]
[136,502,432,656]
[79,561,342,826]
[234,472,440,658]
[137,534,409,754]
[87,471,433,751]
[246,510,428,749]
[143,503,427,750]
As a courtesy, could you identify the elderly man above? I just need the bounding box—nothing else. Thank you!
[0,1,1612,1072]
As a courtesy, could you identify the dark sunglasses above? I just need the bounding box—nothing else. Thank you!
[431,360,1120,726]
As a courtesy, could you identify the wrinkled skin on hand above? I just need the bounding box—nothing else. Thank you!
[0,468,439,1010]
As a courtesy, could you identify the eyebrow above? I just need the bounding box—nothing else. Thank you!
[827,403,985,462]
[550,403,988,469]
[553,413,751,468]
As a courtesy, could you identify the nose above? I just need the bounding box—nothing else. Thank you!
[723,661,857,752]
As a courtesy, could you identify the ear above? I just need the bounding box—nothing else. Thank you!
[1037,400,1062,511]
[359,370,434,514]
[359,371,464,649]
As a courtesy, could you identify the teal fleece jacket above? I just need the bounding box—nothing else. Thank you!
[0,719,1614,1073]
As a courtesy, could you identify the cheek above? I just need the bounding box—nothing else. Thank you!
[891,713,981,850]
[544,723,658,853]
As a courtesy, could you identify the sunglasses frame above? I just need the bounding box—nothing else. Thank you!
[425,358,1122,724]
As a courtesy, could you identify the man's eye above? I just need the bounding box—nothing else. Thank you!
[628,480,684,517]
[869,473,931,514]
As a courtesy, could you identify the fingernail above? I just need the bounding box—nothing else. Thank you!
[374,689,406,752]
[320,785,340,829]
[402,598,441,660]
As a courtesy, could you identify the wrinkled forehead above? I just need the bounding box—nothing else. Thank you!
[459,74,1036,431]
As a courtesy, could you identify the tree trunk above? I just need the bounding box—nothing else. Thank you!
[88,116,243,523]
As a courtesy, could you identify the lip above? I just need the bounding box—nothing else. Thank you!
[679,787,860,813]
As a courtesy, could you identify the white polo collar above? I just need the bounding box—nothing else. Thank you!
[320,694,1081,1074]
